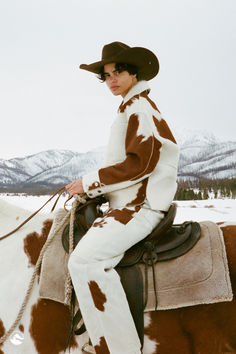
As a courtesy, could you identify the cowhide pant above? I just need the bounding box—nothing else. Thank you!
[68,204,163,354]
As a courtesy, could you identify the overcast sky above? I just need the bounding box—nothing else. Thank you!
[1,0,235,159]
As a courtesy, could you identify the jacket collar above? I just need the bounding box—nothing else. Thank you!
[123,80,150,104]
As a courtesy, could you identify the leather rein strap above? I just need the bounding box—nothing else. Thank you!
[0,186,67,242]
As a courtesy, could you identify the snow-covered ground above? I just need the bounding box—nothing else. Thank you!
[0,194,235,224]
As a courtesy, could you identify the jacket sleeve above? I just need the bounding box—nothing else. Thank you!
[82,112,162,198]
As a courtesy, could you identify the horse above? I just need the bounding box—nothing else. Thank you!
[0,197,235,354]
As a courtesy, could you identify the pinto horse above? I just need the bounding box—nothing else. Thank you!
[0,198,235,354]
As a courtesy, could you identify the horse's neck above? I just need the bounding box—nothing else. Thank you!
[0,198,51,234]
[0,198,33,217]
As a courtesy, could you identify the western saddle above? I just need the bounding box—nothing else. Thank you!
[62,196,201,349]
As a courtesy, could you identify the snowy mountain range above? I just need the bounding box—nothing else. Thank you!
[0,130,235,190]
[175,130,236,180]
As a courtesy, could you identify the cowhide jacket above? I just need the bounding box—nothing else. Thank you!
[82,80,179,212]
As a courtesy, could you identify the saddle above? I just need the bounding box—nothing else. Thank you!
[62,200,200,264]
[62,197,201,349]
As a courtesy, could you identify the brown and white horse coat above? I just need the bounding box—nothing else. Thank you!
[0,199,160,354]
[0,199,80,354]
[0,199,236,354]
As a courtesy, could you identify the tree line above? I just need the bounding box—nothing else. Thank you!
[0,178,235,200]
[175,178,236,200]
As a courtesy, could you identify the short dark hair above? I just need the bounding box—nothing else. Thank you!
[97,62,139,82]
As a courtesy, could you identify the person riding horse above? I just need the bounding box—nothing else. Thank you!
[65,41,179,354]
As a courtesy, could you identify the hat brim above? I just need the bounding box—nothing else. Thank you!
[79,47,159,81]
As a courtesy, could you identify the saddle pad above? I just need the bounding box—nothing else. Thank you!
[39,208,70,303]
[39,217,233,311]
[142,221,233,311]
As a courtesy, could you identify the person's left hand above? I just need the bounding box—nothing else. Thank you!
[65,178,84,197]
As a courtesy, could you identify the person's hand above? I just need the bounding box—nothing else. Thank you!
[65,178,84,197]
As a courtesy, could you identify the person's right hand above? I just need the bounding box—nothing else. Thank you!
[65,178,84,197]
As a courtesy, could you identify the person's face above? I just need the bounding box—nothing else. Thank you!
[103,63,137,98]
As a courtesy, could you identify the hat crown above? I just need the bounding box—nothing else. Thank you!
[102,42,130,60]
[80,41,159,81]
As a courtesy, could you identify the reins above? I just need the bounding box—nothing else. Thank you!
[0,192,87,345]
[0,186,67,242]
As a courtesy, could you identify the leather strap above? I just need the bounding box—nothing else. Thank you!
[0,186,66,241]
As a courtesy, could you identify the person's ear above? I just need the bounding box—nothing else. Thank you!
[132,74,137,84]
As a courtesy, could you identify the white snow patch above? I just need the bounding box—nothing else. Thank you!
[0,195,235,225]
[175,199,236,223]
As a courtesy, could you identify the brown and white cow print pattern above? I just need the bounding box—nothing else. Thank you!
[0,319,5,354]
[23,219,53,268]
[82,80,179,212]
[20,220,78,353]
[93,205,141,228]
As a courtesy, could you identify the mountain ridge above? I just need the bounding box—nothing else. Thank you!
[0,131,235,190]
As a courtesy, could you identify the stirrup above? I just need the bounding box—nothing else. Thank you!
[82,343,96,354]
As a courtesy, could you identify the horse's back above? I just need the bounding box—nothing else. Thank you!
[144,223,236,354]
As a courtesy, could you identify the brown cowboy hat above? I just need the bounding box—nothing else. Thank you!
[80,41,159,81]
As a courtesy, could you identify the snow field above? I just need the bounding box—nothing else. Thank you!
[0,194,235,224]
